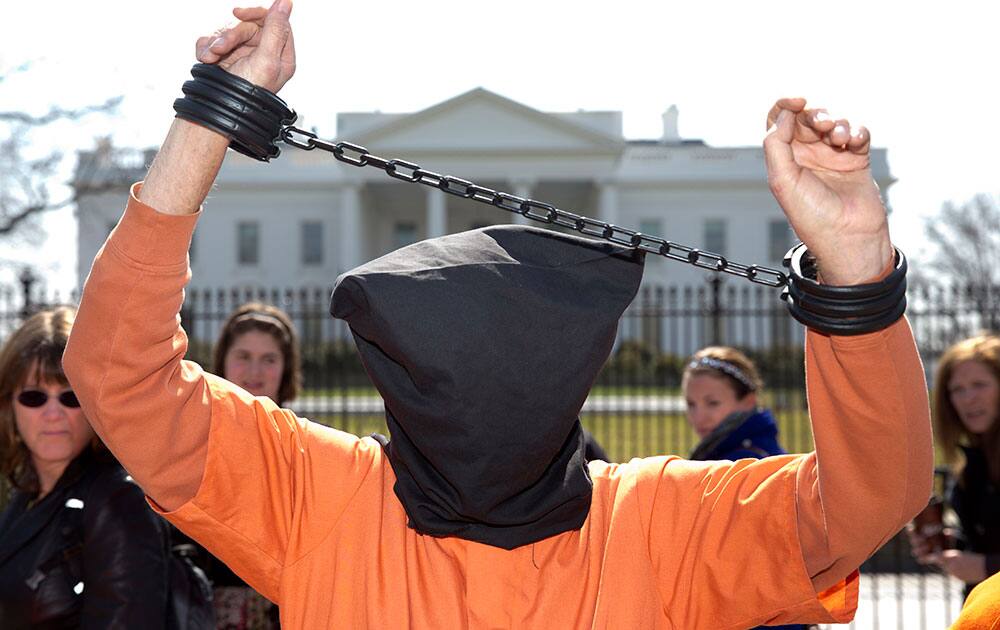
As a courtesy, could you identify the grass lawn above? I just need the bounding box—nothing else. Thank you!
[300,385,808,400]
[306,408,819,464]
[300,386,690,398]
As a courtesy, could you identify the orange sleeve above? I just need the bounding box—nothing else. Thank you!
[64,183,382,600]
[634,454,857,629]
[950,572,1000,630]
[796,318,934,590]
[65,183,206,508]
[634,317,932,629]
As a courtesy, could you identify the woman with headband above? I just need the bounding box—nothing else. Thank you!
[213,303,302,408]
[683,347,788,462]
[202,302,302,628]
[683,348,805,630]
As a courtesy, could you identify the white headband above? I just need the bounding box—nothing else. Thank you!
[687,356,757,391]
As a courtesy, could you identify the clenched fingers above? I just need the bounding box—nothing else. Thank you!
[821,119,871,153]
[196,20,263,62]
[765,97,806,131]
[233,6,269,23]
[258,0,294,60]
[777,101,872,155]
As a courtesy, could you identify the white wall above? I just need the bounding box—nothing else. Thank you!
[192,185,342,290]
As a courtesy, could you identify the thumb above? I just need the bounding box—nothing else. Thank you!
[259,0,293,59]
[763,108,798,200]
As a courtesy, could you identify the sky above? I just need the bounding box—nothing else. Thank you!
[2,0,998,293]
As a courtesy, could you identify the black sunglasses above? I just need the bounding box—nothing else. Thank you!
[15,390,81,409]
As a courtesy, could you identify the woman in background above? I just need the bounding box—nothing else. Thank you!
[205,302,301,629]
[910,334,1000,600]
[683,346,806,630]
[213,302,302,408]
[0,307,171,628]
[683,346,789,462]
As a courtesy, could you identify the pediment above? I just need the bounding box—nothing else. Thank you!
[341,88,623,153]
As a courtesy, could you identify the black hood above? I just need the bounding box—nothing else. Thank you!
[331,224,644,549]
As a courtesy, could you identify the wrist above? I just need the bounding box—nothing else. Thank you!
[815,235,895,286]
[139,119,229,216]
[173,63,295,162]
[781,240,907,336]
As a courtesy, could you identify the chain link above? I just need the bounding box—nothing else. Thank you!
[279,126,788,287]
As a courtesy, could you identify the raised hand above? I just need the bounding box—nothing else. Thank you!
[194,0,295,93]
[763,98,894,286]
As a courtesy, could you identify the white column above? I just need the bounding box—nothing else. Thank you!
[511,179,535,225]
[339,182,362,272]
[426,188,447,238]
[598,181,619,226]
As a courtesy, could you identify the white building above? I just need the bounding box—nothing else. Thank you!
[74,89,892,349]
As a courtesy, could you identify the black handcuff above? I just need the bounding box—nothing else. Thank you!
[781,243,907,336]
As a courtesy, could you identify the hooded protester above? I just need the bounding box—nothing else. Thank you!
[63,3,933,628]
[331,225,642,548]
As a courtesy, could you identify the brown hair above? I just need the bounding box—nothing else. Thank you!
[212,302,302,405]
[683,346,763,400]
[0,306,86,492]
[932,333,1000,484]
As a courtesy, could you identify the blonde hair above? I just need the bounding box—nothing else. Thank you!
[683,346,763,399]
[932,333,1000,484]
[0,306,80,492]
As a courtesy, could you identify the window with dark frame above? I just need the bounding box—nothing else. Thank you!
[301,221,323,265]
[237,221,260,265]
[768,218,793,262]
[638,219,662,239]
[703,218,727,256]
[394,222,418,250]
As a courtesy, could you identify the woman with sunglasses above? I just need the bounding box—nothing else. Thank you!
[0,306,172,628]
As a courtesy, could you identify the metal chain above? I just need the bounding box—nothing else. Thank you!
[280,126,788,288]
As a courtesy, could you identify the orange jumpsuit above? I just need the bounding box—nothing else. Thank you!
[950,571,1000,629]
[64,184,934,629]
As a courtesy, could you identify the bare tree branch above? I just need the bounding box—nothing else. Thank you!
[0,96,123,126]
[924,194,1000,330]
[0,180,118,237]
[0,62,123,243]
[0,61,33,85]
[925,196,1000,283]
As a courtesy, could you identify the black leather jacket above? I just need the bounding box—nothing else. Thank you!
[0,450,170,629]
[950,445,1000,595]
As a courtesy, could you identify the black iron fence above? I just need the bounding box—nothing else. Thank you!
[3,278,998,627]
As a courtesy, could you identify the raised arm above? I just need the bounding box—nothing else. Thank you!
[762,98,934,589]
[636,101,934,629]
[60,2,382,601]
[141,0,295,218]
[63,0,296,510]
